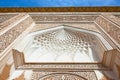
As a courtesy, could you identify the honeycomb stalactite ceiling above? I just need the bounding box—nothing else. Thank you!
[33,28,95,54]
[0,12,119,80]
[21,26,101,63]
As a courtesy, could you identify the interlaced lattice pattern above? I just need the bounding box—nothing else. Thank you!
[27,28,98,62]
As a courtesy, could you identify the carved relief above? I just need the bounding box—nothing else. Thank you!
[13,48,108,70]
[0,14,26,30]
[95,16,120,46]
[0,15,33,53]
[30,14,98,23]
[32,28,96,59]
[0,14,17,23]
[102,14,120,26]
[115,15,120,19]
[0,13,118,80]
[38,73,86,80]
[20,63,107,70]
[32,72,97,80]
[31,23,99,33]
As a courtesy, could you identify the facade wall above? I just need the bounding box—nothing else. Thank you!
[0,12,120,80]
[0,13,34,80]
[95,14,120,79]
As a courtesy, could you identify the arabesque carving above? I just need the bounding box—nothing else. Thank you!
[0,15,33,53]
[32,72,97,80]
[95,15,120,47]
[0,14,26,30]
[30,14,98,23]
[0,14,17,23]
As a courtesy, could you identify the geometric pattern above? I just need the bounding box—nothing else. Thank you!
[27,27,98,62]
[32,72,97,80]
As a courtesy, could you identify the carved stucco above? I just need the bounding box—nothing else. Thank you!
[95,15,120,49]
[0,14,26,30]
[0,13,120,80]
[0,14,17,23]
[0,14,33,53]
[102,14,120,26]
[94,14,120,80]
[31,23,99,33]
[0,14,34,80]
[30,14,98,24]
[32,72,97,80]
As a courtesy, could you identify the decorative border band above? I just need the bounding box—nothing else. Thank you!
[0,7,120,12]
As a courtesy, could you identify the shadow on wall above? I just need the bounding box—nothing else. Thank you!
[0,64,12,80]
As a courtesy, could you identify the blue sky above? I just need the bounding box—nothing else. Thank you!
[0,0,120,7]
